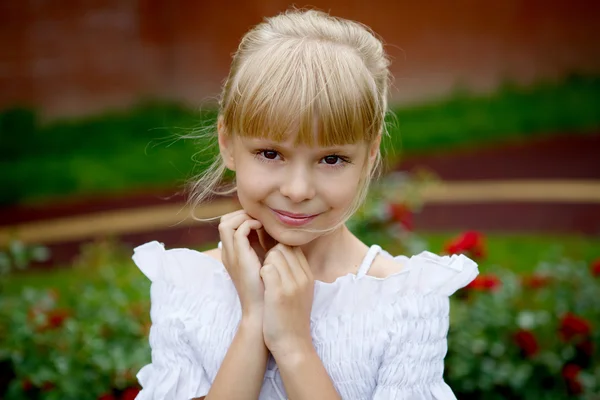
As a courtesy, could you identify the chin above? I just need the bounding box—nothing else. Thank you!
[263,223,320,247]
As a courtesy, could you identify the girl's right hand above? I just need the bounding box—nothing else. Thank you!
[218,210,270,320]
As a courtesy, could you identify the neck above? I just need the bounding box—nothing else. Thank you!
[299,225,369,281]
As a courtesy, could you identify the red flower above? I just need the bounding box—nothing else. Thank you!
[98,393,116,400]
[41,381,55,391]
[466,274,501,292]
[559,313,592,342]
[562,364,583,395]
[576,338,595,357]
[21,379,34,391]
[521,273,552,289]
[591,258,600,277]
[28,307,72,331]
[46,308,70,329]
[562,363,581,380]
[121,387,141,400]
[513,329,539,358]
[444,231,486,260]
[388,203,413,231]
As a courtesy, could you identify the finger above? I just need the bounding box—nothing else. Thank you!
[218,211,252,236]
[260,263,281,290]
[264,245,287,270]
[276,245,307,284]
[219,212,252,268]
[293,247,313,280]
[219,209,247,223]
[234,219,263,259]
[268,249,297,292]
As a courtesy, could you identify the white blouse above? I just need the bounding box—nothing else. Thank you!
[132,241,479,400]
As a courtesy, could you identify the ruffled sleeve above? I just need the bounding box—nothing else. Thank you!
[380,250,479,297]
[371,250,479,399]
[132,241,221,400]
[413,250,479,296]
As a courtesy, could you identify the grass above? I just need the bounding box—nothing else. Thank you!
[384,74,600,159]
[411,232,600,274]
[3,232,599,301]
[0,104,216,206]
[1,74,600,206]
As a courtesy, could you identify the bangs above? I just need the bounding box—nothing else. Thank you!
[222,39,382,147]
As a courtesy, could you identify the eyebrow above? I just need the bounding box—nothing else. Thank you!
[243,137,355,152]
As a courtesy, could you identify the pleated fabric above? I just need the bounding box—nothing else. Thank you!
[132,241,478,400]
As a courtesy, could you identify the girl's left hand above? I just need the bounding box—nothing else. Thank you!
[260,244,315,357]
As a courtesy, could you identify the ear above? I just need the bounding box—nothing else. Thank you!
[368,134,382,164]
[217,117,236,171]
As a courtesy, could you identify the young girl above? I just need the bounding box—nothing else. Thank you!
[132,9,479,400]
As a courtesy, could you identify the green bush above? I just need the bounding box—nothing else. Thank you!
[442,235,600,399]
[0,241,149,400]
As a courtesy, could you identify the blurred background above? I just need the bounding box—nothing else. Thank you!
[1,1,599,399]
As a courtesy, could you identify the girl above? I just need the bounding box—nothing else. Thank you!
[132,9,479,400]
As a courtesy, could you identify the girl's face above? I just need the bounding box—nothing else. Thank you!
[219,130,380,246]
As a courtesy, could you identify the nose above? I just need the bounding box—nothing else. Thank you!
[279,164,316,203]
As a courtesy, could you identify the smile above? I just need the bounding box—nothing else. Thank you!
[270,208,320,227]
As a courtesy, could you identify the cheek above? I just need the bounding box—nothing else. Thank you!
[320,172,362,209]
[234,161,272,203]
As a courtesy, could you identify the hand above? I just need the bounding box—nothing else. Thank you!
[260,244,315,357]
[218,210,276,319]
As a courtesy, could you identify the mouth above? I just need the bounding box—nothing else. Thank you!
[269,208,320,227]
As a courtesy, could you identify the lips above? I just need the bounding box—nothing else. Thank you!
[270,208,320,227]
[272,209,317,218]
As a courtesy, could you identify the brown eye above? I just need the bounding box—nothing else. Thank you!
[263,150,278,160]
[323,155,340,165]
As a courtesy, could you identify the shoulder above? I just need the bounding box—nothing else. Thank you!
[202,247,222,263]
[367,253,405,278]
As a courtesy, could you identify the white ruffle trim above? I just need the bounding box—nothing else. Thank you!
[133,241,479,322]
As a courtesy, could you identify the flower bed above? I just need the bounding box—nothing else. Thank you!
[444,231,600,398]
[0,241,149,399]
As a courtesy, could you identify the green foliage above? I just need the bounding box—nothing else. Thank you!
[0,102,219,206]
[383,73,600,160]
[2,75,600,205]
[445,258,600,399]
[0,108,38,159]
[0,240,50,293]
[0,239,149,400]
[348,169,437,253]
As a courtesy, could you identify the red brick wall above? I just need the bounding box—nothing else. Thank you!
[1,0,599,118]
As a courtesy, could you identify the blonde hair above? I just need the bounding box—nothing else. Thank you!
[187,8,392,230]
